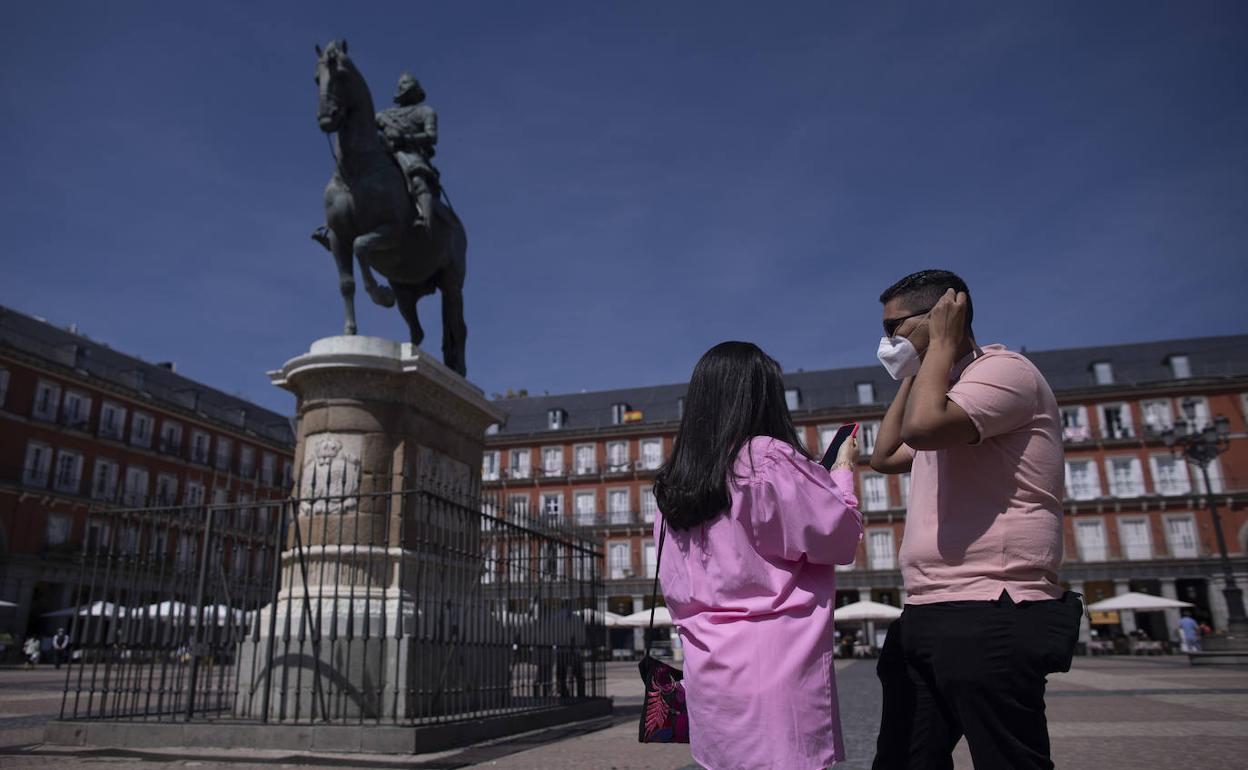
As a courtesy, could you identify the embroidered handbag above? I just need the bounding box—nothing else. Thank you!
[638,521,689,743]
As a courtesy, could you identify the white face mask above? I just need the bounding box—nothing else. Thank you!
[877,336,922,380]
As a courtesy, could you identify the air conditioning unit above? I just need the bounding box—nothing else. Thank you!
[634,460,646,470]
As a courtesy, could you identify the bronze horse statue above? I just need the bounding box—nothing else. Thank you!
[313,40,468,376]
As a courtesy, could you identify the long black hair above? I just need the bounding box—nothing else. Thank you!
[653,341,809,530]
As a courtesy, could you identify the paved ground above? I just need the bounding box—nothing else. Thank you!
[1,656,1245,768]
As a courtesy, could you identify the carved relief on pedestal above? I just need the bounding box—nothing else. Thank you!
[298,434,363,515]
[414,445,473,499]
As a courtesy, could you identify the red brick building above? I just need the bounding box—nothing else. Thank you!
[482,335,1248,653]
[0,306,295,638]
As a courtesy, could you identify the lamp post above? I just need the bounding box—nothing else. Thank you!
[1161,398,1248,639]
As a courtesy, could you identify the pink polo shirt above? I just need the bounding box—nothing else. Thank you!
[899,344,1066,605]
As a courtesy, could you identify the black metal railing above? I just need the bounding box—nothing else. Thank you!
[54,471,605,726]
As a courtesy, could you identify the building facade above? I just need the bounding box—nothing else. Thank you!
[483,335,1248,653]
[0,306,296,638]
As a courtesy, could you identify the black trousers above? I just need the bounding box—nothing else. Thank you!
[872,591,1081,770]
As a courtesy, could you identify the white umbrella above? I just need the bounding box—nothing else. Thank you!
[43,601,127,618]
[835,600,903,622]
[1086,592,1192,612]
[0,599,16,608]
[616,607,674,628]
[574,608,626,627]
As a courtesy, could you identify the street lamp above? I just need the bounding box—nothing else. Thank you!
[1161,398,1247,640]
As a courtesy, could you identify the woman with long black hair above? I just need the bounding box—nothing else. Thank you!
[654,341,863,770]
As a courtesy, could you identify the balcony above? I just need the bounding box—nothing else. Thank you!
[574,509,656,529]
[58,412,91,432]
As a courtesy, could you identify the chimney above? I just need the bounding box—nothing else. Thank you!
[157,361,177,373]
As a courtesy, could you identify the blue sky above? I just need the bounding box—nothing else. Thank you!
[3,2,1245,415]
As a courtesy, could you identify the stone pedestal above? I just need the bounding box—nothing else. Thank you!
[234,336,506,722]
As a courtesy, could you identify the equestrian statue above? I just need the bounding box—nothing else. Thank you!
[311,39,468,376]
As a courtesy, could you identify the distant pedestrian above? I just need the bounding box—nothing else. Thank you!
[52,628,70,668]
[1179,614,1202,652]
[23,635,41,668]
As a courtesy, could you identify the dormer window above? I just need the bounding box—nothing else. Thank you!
[785,388,801,411]
[547,408,567,430]
[677,397,685,419]
[1092,361,1114,386]
[611,403,630,425]
[1167,355,1191,380]
[856,382,875,405]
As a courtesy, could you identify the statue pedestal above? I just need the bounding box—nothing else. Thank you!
[234,336,506,722]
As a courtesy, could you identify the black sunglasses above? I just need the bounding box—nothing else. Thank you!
[883,308,933,338]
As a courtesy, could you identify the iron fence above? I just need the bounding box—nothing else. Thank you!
[55,472,605,726]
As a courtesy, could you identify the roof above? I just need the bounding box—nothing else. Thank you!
[491,334,1248,437]
[0,305,295,447]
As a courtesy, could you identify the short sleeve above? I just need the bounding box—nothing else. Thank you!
[748,441,863,565]
[946,353,1040,444]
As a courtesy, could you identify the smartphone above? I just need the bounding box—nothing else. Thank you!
[819,423,860,469]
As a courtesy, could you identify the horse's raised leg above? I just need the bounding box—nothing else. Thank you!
[391,282,429,347]
[328,228,358,335]
[438,272,468,377]
[353,228,399,308]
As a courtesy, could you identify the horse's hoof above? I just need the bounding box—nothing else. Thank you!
[344,324,357,336]
[369,285,396,308]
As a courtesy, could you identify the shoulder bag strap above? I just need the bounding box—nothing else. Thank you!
[643,519,667,658]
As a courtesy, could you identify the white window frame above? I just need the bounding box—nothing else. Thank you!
[507,493,531,520]
[1060,405,1092,443]
[818,425,838,454]
[191,430,211,464]
[867,528,896,570]
[640,438,663,470]
[573,443,596,475]
[123,466,150,507]
[547,408,566,430]
[608,541,631,579]
[1168,355,1192,379]
[1163,513,1199,559]
[1118,516,1153,561]
[281,460,293,489]
[1098,402,1135,440]
[610,403,629,425]
[46,513,72,547]
[792,425,807,450]
[607,487,630,524]
[261,452,276,485]
[1064,459,1102,501]
[33,379,61,422]
[482,450,500,481]
[785,388,801,411]
[23,441,53,488]
[215,437,233,472]
[52,449,84,494]
[641,486,658,523]
[573,491,597,526]
[62,390,92,430]
[860,421,880,457]
[540,492,563,520]
[899,472,911,508]
[1139,399,1173,435]
[1105,456,1145,498]
[239,445,256,478]
[643,539,657,578]
[541,445,564,476]
[156,473,179,506]
[509,448,531,479]
[861,473,890,512]
[1074,518,1108,562]
[98,400,126,440]
[91,458,120,501]
[1192,458,1224,494]
[856,382,875,405]
[131,410,154,448]
[1148,453,1190,496]
[1179,396,1212,431]
[184,481,205,507]
[606,441,629,472]
[160,420,183,454]
[1092,361,1114,385]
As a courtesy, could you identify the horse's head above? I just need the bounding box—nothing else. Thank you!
[314,39,358,133]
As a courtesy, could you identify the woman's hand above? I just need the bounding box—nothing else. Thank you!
[832,435,858,469]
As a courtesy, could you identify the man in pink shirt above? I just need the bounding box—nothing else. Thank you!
[868,270,1082,769]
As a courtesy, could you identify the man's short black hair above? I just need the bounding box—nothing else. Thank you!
[879,269,973,328]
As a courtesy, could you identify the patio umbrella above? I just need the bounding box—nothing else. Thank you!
[42,601,128,618]
[574,608,626,627]
[1086,592,1192,612]
[834,600,904,622]
[616,607,674,628]
[0,600,16,608]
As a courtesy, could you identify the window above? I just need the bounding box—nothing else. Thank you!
[281,460,293,489]
[606,441,629,472]
[792,425,807,450]
[1060,405,1091,442]
[485,423,500,436]
[509,448,531,479]
[1119,518,1152,560]
[643,540,657,578]
[608,488,630,524]
[1193,459,1225,494]
[184,481,205,507]
[540,493,562,520]
[98,401,126,440]
[1168,355,1192,379]
[33,379,61,422]
[46,513,72,547]
[52,450,84,494]
[608,542,631,579]
[482,450,500,481]
[160,421,183,454]
[610,403,630,425]
[785,388,801,411]
[641,487,659,523]
[1092,361,1114,385]
[1178,397,1212,431]
[868,529,896,570]
[239,445,256,478]
[261,452,276,485]
[574,444,596,475]
[1074,519,1107,562]
[547,408,567,430]
[899,473,911,508]
[62,391,92,430]
[1164,515,1199,558]
[123,466,149,506]
[23,441,53,487]
[1149,454,1190,496]
[508,494,530,520]
[1099,403,1134,440]
[215,437,232,471]
[541,446,564,476]
[861,473,890,511]
[156,473,179,506]
[640,438,663,470]
[212,487,229,505]
[574,491,597,525]
[677,397,685,419]
[856,382,875,405]
[191,430,211,464]
[91,459,120,501]
[860,421,880,457]
[818,425,838,454]
[1065,460,1102,500]
[1140,399,1173,434]
[0,366,9,408]
[130,411,154,448]
[1106,457,1144,497]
